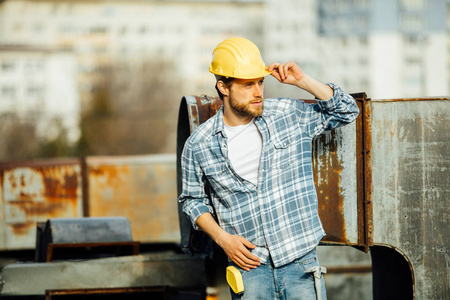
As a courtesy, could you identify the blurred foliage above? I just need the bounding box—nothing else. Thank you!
[0,115,75,162]
[0,56,181,162]
[75,57,181,157]
[0,114,40,162]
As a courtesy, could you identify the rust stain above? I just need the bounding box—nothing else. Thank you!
[39,167,79,199]
[2,164,82,241]
[8,196,79,220]
[9,222,34,235]
[312,130,347,243]
[7,173,16,191]
[88,161,179,243]
[88,164,131,217]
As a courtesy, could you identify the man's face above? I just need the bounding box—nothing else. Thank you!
[228,77,265,118]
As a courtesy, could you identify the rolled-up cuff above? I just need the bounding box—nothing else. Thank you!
[315,83,341,111]
[183,200,215,230]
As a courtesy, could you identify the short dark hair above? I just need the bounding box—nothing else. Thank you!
[215,75,235,100]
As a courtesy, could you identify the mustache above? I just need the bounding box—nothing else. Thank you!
[249,97,263,103]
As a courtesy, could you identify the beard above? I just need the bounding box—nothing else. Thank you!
[229,95,264,118]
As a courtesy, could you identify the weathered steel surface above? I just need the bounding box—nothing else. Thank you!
[87,154,180,243]
[312,120,359,245]
[370,99,449,299]
[0,159,83,250]
[0,253,205,296]
[183,95,223,133]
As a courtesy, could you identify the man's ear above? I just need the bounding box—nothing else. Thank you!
[217,81,229,97]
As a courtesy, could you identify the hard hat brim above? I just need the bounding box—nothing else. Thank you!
[209,68,272,79]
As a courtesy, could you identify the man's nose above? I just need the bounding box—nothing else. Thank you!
[254,85,263,97]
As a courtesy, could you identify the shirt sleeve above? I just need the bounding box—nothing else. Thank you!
[294,83,360,138]
[178,138,215,230]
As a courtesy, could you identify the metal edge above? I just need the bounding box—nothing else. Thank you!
[371,97,449,102]
[354,92,373,252]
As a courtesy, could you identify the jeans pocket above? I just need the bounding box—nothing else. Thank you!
[297,251,320,278]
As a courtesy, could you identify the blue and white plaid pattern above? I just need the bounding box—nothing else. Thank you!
[179,83,359,267]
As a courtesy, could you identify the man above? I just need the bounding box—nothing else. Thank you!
[179,37,359,299]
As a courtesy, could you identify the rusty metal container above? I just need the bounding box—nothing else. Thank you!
[86,154,180,244]
[0,154,179,251]
[0,159,83,250]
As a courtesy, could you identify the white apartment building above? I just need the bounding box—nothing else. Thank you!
[263,0,321,99]
[0,0,265,103]
[318,0,449,99]
[0,0,447,147]
[0,45,80,143]
[0,0,266,145]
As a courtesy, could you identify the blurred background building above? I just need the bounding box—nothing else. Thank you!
[0,1,447,299]
[0,0,448,160]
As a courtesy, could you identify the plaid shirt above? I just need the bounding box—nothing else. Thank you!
[179,83,359,267]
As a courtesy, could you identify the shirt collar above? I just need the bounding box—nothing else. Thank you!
[212,105,271,137]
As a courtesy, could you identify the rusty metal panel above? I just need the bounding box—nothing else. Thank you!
[87,154,180,244]
[370,99,449,299]
[183,95,223,133]
[0,160,83,250]
[313,119,359,245]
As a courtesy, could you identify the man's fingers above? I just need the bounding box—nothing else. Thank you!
[238,244,260,265]
[231,252,257,271]
[268,61,301,83]
[267,62,280,71]
[233,254,259,271]
[240,236,256,249]
[283,62,293,80]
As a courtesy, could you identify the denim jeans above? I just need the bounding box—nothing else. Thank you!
[229,249,326,300]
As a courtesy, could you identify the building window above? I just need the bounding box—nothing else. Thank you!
[25,61,44,74]
[90,26,107,34]
[401,0,425,10]
[27,86,44,98]
[401,13,424,31]
[1,62,16,72]
[2,86,16,98]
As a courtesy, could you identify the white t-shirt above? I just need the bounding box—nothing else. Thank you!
[224,119,262,186]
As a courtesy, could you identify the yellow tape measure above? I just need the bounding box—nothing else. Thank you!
[226,266,245,295]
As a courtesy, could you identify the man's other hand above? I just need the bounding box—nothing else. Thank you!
[218,233,261,272]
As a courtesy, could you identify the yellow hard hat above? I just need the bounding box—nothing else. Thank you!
[209,37,272,79]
